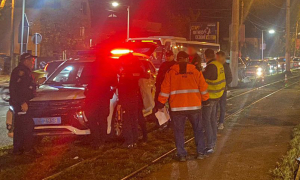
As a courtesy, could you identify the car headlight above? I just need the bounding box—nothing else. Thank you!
[257,71,263,76]
[298,62,300,65]
[75,111,88,123]
[278,64,281,68]
[257,67,262,72]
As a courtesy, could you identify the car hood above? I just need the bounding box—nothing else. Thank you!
[31,85,85,101]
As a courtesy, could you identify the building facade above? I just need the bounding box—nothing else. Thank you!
[0,0,91,60]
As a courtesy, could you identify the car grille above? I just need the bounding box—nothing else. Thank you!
[29,99,85,117]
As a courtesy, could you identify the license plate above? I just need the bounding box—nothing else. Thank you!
[33,117,61,125]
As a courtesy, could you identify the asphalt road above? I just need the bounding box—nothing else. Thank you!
[0,100,12,147]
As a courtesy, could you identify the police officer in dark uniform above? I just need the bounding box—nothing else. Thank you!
[9,53,36,155]
[118,54,148,148]
[84,55,118,149]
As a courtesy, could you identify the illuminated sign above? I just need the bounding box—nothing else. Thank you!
[190,22,219,43]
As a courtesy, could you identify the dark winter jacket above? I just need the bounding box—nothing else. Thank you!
[155,60,176,101]
[189,54,202,71]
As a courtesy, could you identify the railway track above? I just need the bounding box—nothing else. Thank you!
[120,76,300,180]
[43,74,300,180]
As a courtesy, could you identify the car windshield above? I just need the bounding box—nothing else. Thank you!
[247,61,264,66]
[45,62,95,86]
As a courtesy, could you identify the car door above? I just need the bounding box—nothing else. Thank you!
[139,60,156,114]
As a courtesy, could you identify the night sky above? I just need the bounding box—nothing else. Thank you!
[89,0,299,40]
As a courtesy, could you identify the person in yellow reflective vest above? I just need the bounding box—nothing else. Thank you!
[157,51,209,161]
[202,49,226,155]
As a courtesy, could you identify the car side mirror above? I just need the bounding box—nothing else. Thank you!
[37,77,46,85]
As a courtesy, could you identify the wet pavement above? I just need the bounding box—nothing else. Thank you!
[0,100,12,147]
[143,79,300,179]
[0,76,12,147]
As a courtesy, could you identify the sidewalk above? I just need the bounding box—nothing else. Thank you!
[144,83,300,179]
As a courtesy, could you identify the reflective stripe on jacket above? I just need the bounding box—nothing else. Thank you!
[206,61,226,99]
[158,63,209,112]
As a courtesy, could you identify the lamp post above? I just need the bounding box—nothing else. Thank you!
[20,0,25,54]
[261,29,275,60]
[112,2,130,39]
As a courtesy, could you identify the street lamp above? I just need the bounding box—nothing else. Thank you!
[112,2,119,7]
[262,29,275,60]
[269,29,275,34]
[20,0,26,54]
[111,2,130,39]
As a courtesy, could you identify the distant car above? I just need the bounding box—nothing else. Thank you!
[292,57,300,68]
[226,57,247,81]
[277,57,286,72]
[245,60,268,80]
[267,59,278,74]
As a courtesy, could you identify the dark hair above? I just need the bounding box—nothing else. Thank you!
[205,49,215,59]
[216,51,226,57]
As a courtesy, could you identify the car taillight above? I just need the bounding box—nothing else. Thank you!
[111,49,133,55]
[44,64,49,72]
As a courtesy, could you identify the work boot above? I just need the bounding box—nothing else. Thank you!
[218,123,224,130]
[196,153,206,160]
[178,156,187,162]
[205,148,214,155]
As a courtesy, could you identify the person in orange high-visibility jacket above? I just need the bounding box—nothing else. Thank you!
[157,51,209,161]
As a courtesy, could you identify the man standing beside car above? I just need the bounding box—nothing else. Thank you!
[155,50,176,105]
[216,51,232,130]
[157,51,209,161]
[84,56,118,150]
[9,53,37,155]
[118,54,149,148]
[202,49,226,155]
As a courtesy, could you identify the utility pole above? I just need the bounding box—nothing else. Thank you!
[285,0,291,74]
[10,0,15,72]
[241,0,244,23]
[230,0,239,87]
[294,20,298,57]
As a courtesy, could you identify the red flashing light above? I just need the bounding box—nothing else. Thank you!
[111,49,133,55]
[44,63,49,72]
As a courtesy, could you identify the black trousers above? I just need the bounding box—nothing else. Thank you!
[13,113,34,153]
[138,106,147,141]
[87,101,110,146]
[123,105,139,145]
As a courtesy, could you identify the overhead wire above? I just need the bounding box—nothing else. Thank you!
[248,12,285,29]
[246,17,285,32]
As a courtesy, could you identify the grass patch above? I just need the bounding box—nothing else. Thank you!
[271,124,300,180]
